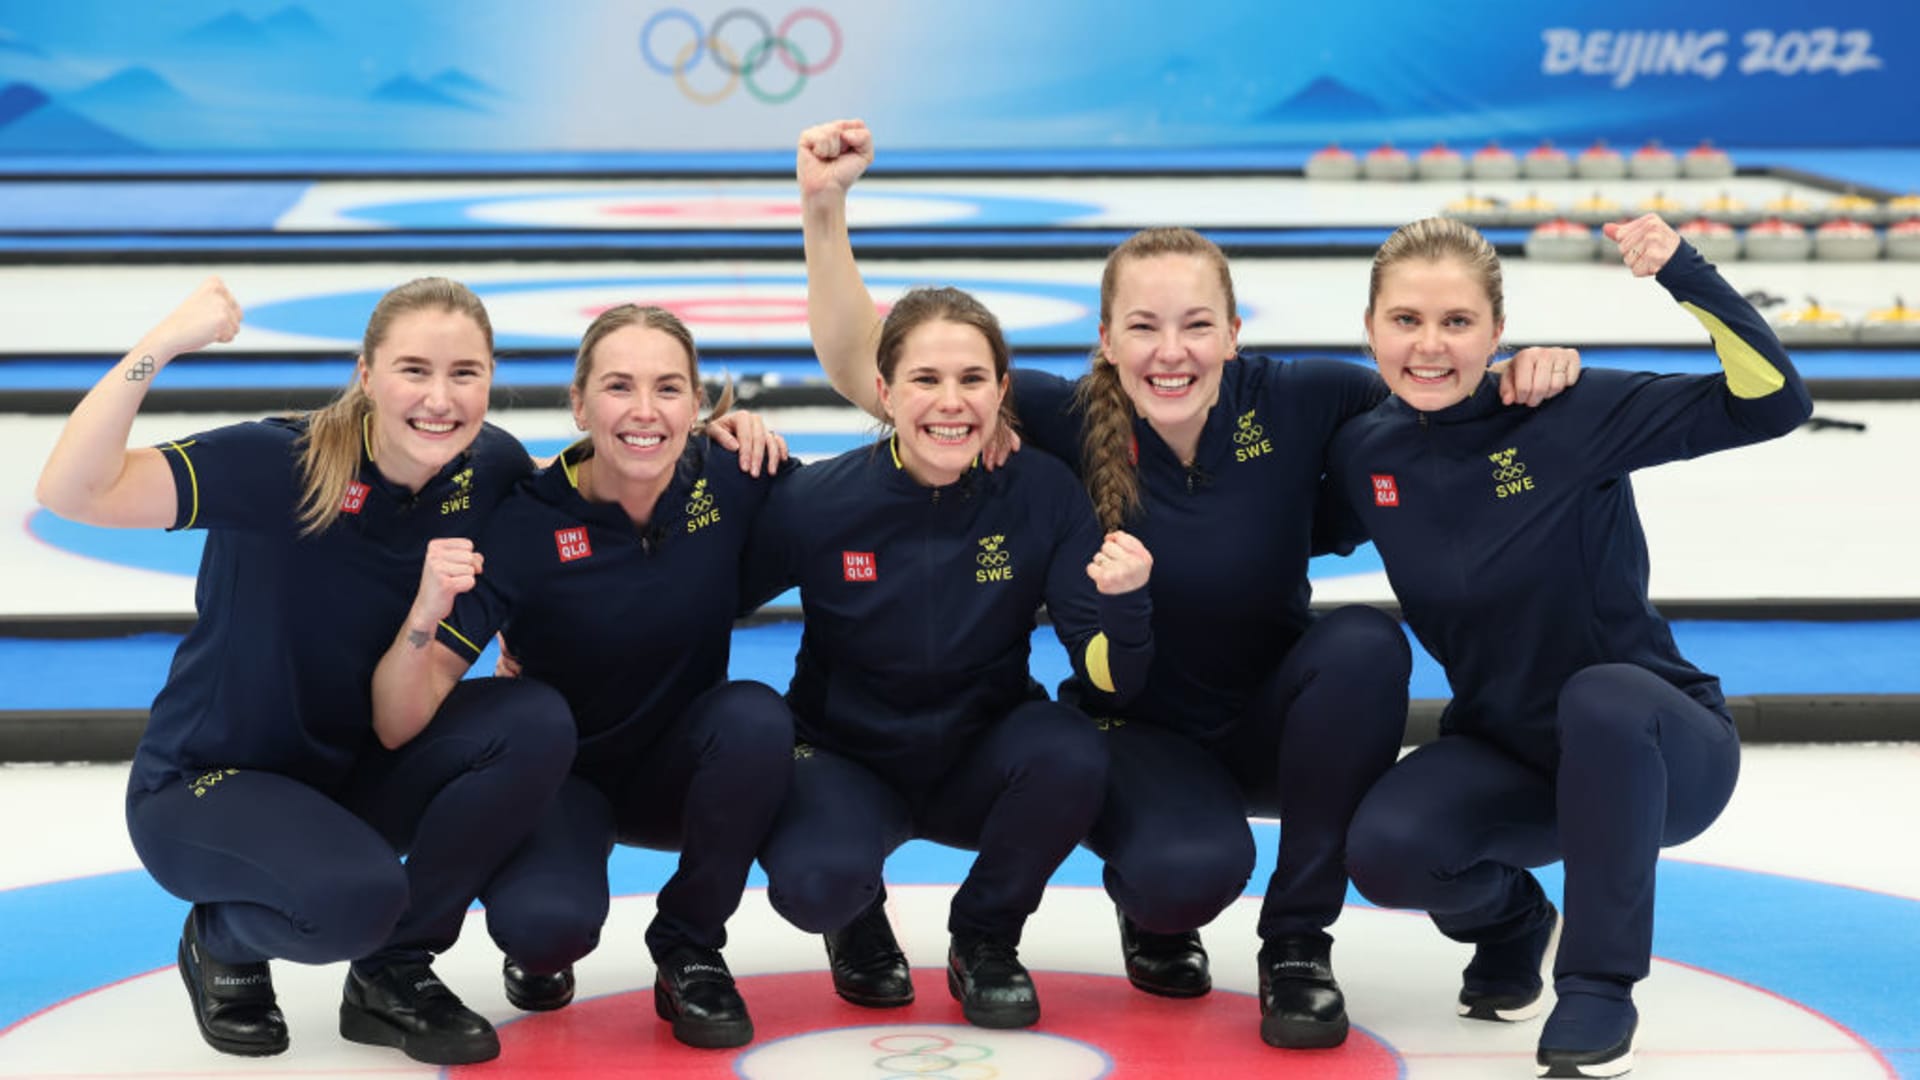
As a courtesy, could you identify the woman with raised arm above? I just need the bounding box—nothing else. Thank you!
[36,277,574,1067]
[370,304,794,1051]
[795,118,1586,1049]
[743,285,1154,1031]
[1334,214,1810,1078]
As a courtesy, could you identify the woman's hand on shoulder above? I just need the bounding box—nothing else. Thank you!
[706,409,789,476]
[1493,347,1582,407]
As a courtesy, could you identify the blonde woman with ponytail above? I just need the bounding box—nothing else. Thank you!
[370,304,799,1050]
[36,277,574,1067]
[796,118,1587,1051]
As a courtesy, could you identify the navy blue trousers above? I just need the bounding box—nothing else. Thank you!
[1086,604,1410,944]
[759,698,1107,946]
[481,680,793,970]
[126,677,574,968]
[1346,662,1740,986]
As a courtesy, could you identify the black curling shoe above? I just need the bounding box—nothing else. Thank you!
[946,937,1040,1029]
[1117,906,1212,998]
[339,962,500,1065]
[1257,936,1350,1049]
[825,894,915,1007]
[654,946,754,1049]
[177,912,289,1057]
[503,956,575,1012]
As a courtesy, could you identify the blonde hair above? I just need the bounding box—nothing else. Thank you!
[295,277,494,534]
[1074,227,1238,530]
[1367,217,1505,326]
[563,304,734,466]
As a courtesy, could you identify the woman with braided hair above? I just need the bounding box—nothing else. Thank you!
[793,118,1584,1049]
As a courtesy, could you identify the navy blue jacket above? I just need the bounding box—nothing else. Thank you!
[1013,357,1387,738]
[135,418,532,794]
[742,437,1152,785]
[437,437,775,781]
[1327,243,1812,768]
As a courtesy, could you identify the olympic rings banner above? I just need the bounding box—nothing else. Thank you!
[0,0,1914,153]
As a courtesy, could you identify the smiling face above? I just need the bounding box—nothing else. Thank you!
[570,322,700,502]
[1364,256,1504,412]
[358,308,492,491]
[877,318,1007,487]
[1097,251,1241,461]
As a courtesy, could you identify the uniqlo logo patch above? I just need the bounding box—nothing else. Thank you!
[555,526,592,562]
[842,551,876,582]
[1371,474,1400,507]
[340,480,369,514]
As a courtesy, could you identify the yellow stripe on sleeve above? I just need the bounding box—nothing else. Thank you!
[164,440,201,530]
[1085,632,1115,693]
[1681,301,1788,400]
[438,621,481,657]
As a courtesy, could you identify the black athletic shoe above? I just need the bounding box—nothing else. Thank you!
[1536,982,1637,1078]
[1257,936,1349,1049]
[653,946,753,1049]
[339,962,499,1065]
[946,936,1039,1029]
[502,955,575,1012]
[1459,898,1561,1022]
[824,894,914,1007]
[177,911,288,1057]
[1117,906,1211,998]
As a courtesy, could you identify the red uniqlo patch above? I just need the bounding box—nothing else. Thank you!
[842,551,876,582]
[1371,474,1400,507]
[340,480,369,514]
[554,526,593,562]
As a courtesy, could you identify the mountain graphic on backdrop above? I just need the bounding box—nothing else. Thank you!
[1256,75,1387,122]
[260,5,330,42]
[429,69,504,100]
[180,11,273,48]
[370,75,489,112]
[68,67,195,109]
[0,82,143,150]
[0,29,47,58]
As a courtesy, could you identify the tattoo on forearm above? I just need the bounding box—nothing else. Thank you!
[406,629,430,649]
[125,355,157,381]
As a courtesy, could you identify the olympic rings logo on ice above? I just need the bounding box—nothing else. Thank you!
[869,1032,1000,1079]
[639,7,842,104]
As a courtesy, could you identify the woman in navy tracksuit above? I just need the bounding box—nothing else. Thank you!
[743,286,1155,1030]
[34,277,575,1067]
[371,304,792,1051]
[793,118,1584,1049]
[1331,215,1811,1078]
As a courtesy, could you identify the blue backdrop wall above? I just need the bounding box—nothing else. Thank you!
[0,1,1912,154]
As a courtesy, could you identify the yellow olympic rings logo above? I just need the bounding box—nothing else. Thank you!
[1491,464,1529,483]
[639,7,842,104]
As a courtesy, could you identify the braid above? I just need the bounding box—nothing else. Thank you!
[1073,355,1140,531]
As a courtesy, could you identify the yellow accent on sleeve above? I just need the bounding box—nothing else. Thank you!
[1085,632,1115,693]
[1680,301,1787,400]
[165,441,201,529]
[438,621,480,657]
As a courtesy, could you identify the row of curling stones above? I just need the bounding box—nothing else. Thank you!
[1769,297,1920,345]
[1308,140,1732,182]
[1522,217,1920,262]
[1449,191,1920,228]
